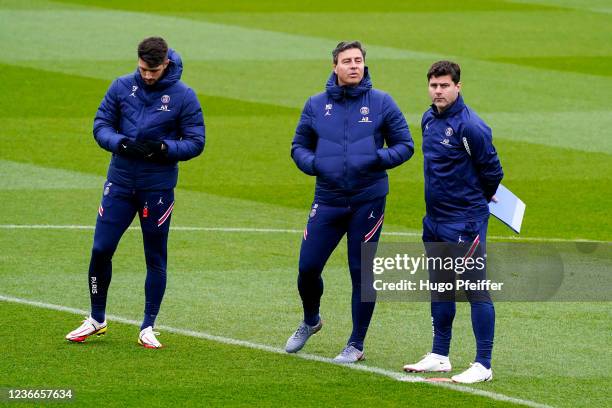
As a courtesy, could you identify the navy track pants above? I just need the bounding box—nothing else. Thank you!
[422,215,495,368]
[88,181,174,326]
[298,196,386,350]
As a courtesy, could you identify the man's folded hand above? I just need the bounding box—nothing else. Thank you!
[118,139,169,161]
[142,140,169,162]
[118,138,153,159]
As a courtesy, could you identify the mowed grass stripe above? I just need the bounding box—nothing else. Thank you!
[0,9,438,62]
[52,0,565,13]
[0,160,104,189]
[481,111,612,154]
[504,0,612,13]
[122,8,610,59]
[0,296,554,408]
[487,56,612,77]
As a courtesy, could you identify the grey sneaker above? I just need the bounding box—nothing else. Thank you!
[333,345,365,363]
[285,319,322,353]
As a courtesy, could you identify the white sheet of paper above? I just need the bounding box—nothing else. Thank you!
[488,184,526,234]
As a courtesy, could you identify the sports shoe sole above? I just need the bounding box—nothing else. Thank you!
[138,339,162,349]
[403,367,451,373]
[334,353,365,364]
[451,373,493,383]
[66,326,107,343]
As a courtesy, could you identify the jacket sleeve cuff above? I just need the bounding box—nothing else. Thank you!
[376,148,390,169]
[304,154,316,176]
[108,133,127,153]
[162,139,179,160]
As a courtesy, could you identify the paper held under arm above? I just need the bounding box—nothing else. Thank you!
[488,184,526,234]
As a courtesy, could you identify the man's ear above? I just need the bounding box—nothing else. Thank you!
[333,64,337,75]
[456,81,462,92]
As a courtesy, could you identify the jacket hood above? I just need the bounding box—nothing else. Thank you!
[431,93,465,118]
[325,66,372,100]
[135,48,183,90]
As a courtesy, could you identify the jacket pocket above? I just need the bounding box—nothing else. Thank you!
[357,136,382,175]
[313,138,343,186]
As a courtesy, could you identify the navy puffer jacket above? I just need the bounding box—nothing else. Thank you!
[93,49,205,190]
[291,68,414,205]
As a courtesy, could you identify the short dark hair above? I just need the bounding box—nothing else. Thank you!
[332,41,366,64]
[427,60,461,83]
[138,37,168,67]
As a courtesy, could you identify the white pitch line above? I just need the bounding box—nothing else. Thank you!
[0,224,607,243]
[0,294,553,408]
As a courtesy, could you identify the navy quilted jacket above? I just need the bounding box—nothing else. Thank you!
[93,49,205,190]
[291,68,414,205]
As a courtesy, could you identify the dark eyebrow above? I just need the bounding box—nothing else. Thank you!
[139,65,163,72]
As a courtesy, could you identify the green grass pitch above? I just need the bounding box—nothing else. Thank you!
[0,0,610,407]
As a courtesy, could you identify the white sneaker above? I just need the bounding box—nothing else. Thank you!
[138,326,162,349]
[65,316,107,342]
[333,345,365,364]
[403,353,451,373]
[451,363,493,383]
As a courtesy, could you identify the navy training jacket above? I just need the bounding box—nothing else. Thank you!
[93,49,205,190]
[291,68,414,206]
[422,94,503,222]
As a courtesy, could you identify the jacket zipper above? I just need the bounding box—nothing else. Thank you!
[132,93,148,189]
[343,91,348,190]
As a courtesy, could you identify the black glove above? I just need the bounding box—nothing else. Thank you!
[142,140,169,162]
[118,138,153,159]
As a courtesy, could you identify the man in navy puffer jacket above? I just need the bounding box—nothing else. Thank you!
[66,37,204,349]
[286,41,414,363]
